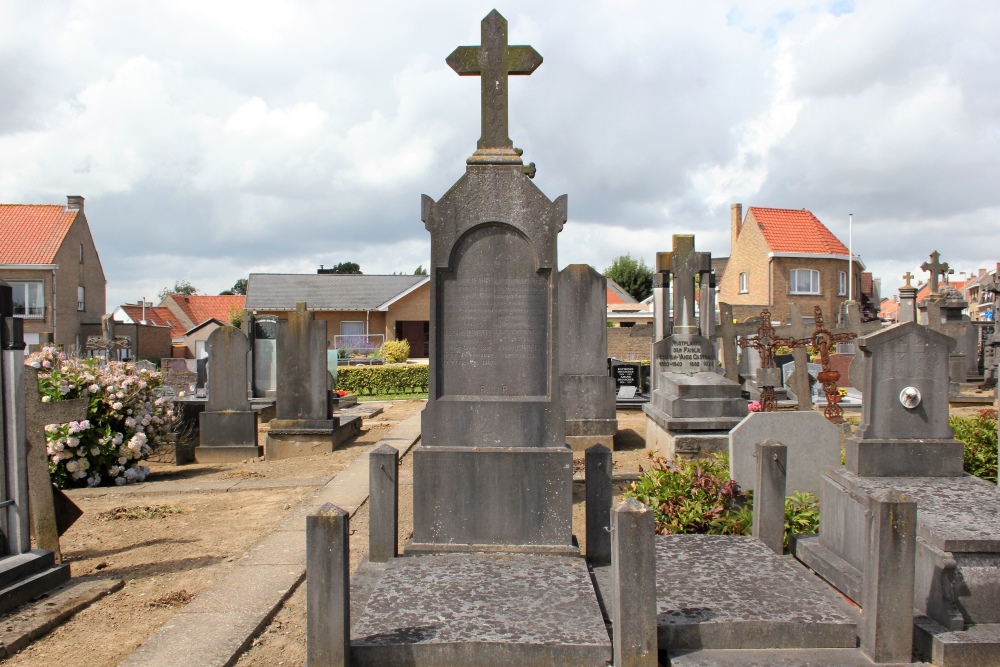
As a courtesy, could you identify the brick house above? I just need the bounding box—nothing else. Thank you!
[157,294,246,358]
[246,273,430,357]
[719,204,871,324]
[110,302,186,360]
[0,196,106,349]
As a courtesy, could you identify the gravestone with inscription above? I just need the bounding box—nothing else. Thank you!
[558,265,617,450]
[252,315,278,398]
[795,320,1000,655]
[410,10,574,554]
[196,326,261,463]
[643,235,747,459]
[609,358,648,407]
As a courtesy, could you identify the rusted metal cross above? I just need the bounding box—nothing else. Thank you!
[447,10,542,158]
[737,310,812,412]
[920,250,950,296]
[811,306,857,423]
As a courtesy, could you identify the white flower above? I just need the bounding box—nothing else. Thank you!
[65,460,79,473]
[86,474,101,487]
[90,447,100,456]
[41,396,50,403]
[79,420,90,430]
[66,437,79,448]
[78,458,90,471]
[44,424,58,434]
[72,470,87,479]
[115,477,126,486]
[88,384,100,393]
[54,442,64,452]
[29,361,41,369]
[108,466,119,476]
[42,360,51,368]
[106,386,115,393]
[112,402,123,411]
[116,391,124,399]
[124,417,136,428]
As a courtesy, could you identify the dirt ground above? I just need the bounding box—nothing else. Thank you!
[0,400,425,667]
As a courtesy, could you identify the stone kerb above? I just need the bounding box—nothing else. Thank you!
[729,411,840,496]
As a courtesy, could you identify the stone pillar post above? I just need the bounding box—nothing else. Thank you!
[307,503,350,667]
[0,287,30,555]
[752,439,787,554]
[860,490,916,664]
[369,444,399,563]
[611,498,658,667]
[585,444,613,565]
[898,287,917,323]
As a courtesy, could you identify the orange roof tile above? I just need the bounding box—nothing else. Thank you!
[606,287,625,305]
[120,304,187,339]
[164,294,245,327]
[747,207,849,255]
[0,205,78,264]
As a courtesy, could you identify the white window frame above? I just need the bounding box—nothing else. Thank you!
[838,271,847,296]
[739,272,748,294]
[789,269,821,295]
[77,286,85,311]
[9,281,45,319]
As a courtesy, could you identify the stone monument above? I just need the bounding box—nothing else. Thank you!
[918,250,976,391]
[643,235,747,459]
[196,326,261,463]
[558,264,617,450]
[410,10,574,553]
[795,320,1000,658]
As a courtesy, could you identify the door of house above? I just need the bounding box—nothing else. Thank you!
[397,321,429,358]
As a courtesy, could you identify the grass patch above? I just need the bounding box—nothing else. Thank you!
[357,392,428,402]
[98,505,185,521]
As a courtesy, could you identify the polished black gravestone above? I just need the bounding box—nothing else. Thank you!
[411,10,573,554]
[196,326,261,463]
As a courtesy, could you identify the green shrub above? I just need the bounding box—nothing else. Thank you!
[625,453,752,536]
[383,339,410,364]
[336,364,428,396]
[624,453,820,548]
[951,410,998,483]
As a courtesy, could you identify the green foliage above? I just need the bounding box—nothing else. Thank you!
[625,453,752,536]
[624,453,820,548]
[951,410,998,483]
[329,262,362,274]
[227,304,243,329]
[414,265,428,275]
[219,278,247,295]
[336,364,428,396]
[603,254,654,302]
[158,280,198,300]
[383,339,410,364]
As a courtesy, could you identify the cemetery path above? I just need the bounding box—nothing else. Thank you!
[0,400,426,667]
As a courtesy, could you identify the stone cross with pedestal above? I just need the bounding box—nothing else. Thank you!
[715,303,761,384]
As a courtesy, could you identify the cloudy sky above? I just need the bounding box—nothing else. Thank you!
[2,1,998,308]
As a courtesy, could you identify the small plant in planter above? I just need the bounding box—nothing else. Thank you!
[25,347,176,488]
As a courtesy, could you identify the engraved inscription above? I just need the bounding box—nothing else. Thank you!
[655,339,716,375]
[439,224,548,396]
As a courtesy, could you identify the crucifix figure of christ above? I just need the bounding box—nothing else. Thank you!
[447,10,542,166]
[921,250,950,298]
[737,310,812,412]
[811,306,857,423]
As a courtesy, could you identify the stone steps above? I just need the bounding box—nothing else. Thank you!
[0,549,71,615]
[669,647,927,666]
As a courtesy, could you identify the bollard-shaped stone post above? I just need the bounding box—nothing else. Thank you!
[369,444,399,563]
[611,498,658,667]
[860,489,916,664]
[307,503,350,667]
[585,443,613,565]
[752,439,787,554]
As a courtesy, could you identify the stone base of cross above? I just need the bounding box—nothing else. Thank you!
[811,306,857,422]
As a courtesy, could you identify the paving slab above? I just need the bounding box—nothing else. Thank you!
[913,615,1000,666]
[669,648,927,666]
[350,553,612,667]
[656,535,858,651]
[119,410,422,667]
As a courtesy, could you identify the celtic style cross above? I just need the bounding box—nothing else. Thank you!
[920,251,949,296]
[447,10,542,162]
[902,271,914,289]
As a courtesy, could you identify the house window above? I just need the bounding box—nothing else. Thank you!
[789,269,820,295]
[77,286,85,311]
[739,272,748,294]
[838,271,847,296]
[79,243,84,263]
[10,282,45,319]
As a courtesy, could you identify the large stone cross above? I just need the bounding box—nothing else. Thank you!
[656,235,710,335]
[784,303,815,411]
[716,303,761,383]
[447,10,542,159]
[921,250,950,296]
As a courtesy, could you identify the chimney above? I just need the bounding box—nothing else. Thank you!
[730,203,743,252]
[66,195,84,211]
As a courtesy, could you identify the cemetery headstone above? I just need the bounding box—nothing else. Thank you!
[897,271,918,323]
[643,235,746,459]
[715,303,760,384]
[252,315,278,398]
[196,326,261,463]
[558,265,617,450]
[783,303,814,411]
[411,9,574,553]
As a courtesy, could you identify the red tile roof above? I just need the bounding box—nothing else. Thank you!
[163,294,245,328]
[0,205,78,264]
[120,305,186,339]
[606,287,625,305]
[747,207,849,255]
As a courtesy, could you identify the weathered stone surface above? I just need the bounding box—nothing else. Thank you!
[307,504,349,667]
[669,648,927,666]
[612,498,657,667]
[277,302,331,422]
[753,440,787,555]
[350,553,611,667]
[729,412,841,496]
[655,535,857,651]
[368,444,398,564]
[646,418,730,460]
[205,326,251,412]
[585,444,613,566]
[914,615,1000,667]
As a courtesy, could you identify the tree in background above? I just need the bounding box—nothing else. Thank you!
[219,278,248,295]
[157,280,198,300]
[604,254,653,302]
[330,262,362,274]
[414,265,428,275]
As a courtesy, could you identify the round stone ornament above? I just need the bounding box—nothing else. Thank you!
[899,386,921,409]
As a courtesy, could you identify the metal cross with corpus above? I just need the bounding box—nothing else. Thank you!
[921,250,950,296]
[811,306,857,423]
[902,271,914,289]
[737,310,812,412]
[447,10,542,165]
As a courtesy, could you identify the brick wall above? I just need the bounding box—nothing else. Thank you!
[608,324,653,361]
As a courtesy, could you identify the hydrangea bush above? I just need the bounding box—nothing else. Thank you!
[25,347,175,488]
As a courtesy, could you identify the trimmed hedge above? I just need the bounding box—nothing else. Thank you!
[336,364,428,396]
